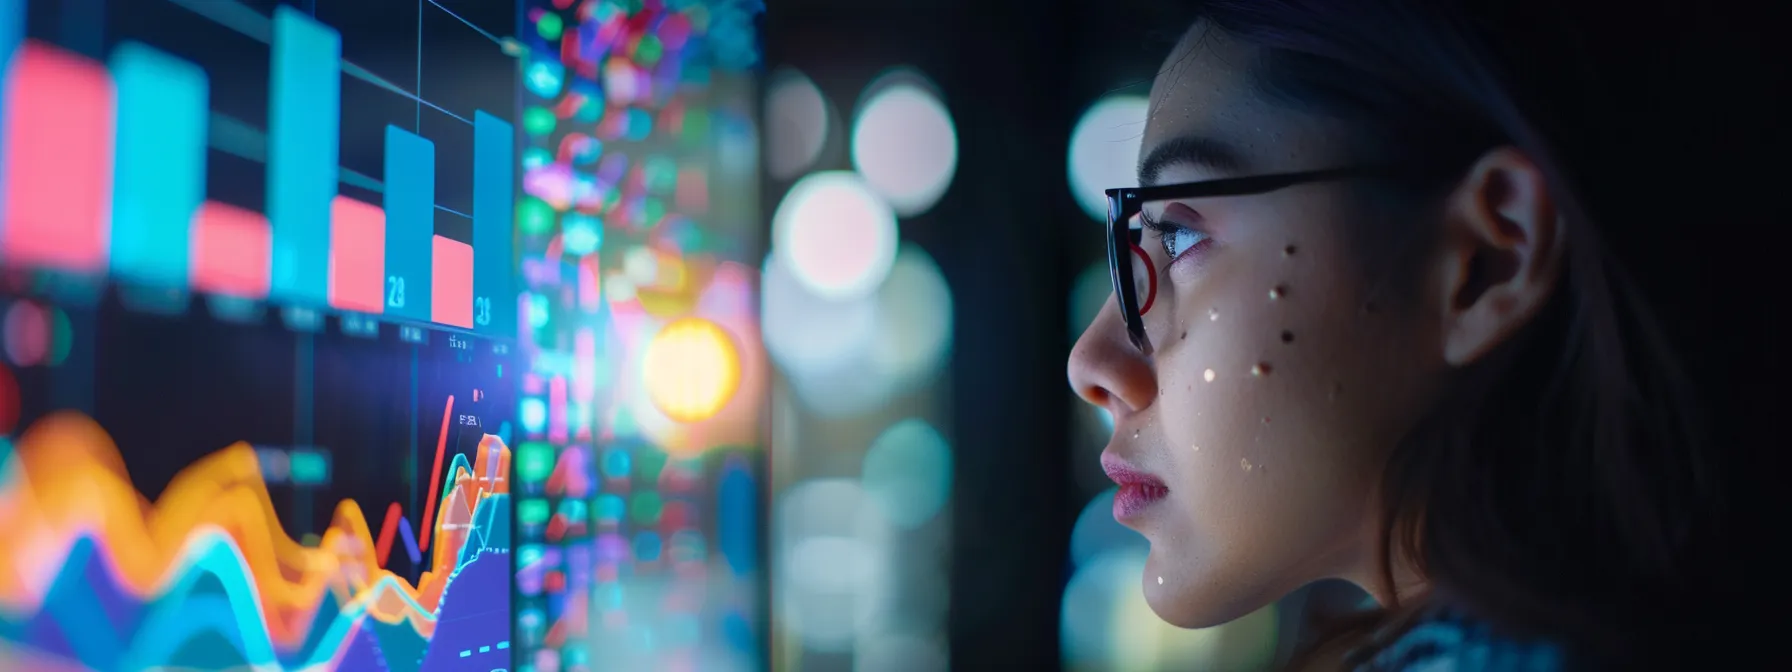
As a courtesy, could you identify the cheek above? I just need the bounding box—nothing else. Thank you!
[1148,246,1391,553]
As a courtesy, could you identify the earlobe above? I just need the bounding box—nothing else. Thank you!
[1435,148,1566,367]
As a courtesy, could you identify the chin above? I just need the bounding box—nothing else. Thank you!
[1142,550,1280,629]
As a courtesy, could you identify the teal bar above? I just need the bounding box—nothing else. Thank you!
[0,0,22,244]
[383,125,433,322]
[267,6,339,306]
[110,42,208,289]
[473,111,515,337]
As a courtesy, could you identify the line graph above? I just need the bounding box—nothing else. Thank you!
[0,409,512,671]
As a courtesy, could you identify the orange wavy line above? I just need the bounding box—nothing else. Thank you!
[0,412,509,649]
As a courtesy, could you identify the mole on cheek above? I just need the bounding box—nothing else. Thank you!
[1283,244,1297,257]
[1269,284,1288,300]
[1281,330,1294,344]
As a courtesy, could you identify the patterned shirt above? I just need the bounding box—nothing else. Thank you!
[1351,612,1570,671]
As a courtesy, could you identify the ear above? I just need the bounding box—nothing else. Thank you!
[1432,147,1566,366]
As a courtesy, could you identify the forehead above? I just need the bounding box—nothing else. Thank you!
[1142,25,1344,179]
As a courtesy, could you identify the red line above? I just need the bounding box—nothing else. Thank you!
[375,501,402,567]
[418,395,454,553]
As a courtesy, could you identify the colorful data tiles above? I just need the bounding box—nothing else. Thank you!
[328,196,385,313]
[2,41,113,273]
[191,201,272,299]
[0,6,516,337]
[267,4,340,307]
[383,126,436,322]
[432,235,474,329]
[474,111,516,337]
[110,41,207,290]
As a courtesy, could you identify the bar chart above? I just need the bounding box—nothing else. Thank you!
[0,2,516,338]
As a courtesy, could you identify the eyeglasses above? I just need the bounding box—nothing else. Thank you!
[1103,167,1392,354]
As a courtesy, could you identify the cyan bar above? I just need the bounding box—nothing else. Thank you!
[0,0,22,242]
[384,125,434,323]
[267,5,339,306]
[110,41,208,290]
[473,110,515,337]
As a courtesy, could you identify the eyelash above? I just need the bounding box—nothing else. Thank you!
[1139,210,1212,262]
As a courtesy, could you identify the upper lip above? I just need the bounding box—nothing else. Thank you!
[1101,451,1166,488]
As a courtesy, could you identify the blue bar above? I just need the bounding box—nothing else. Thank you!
[473,111,516,337]
[383,125,434,322]
[0,0,21,244]
[110,42,208,290]
[267,6,340,307]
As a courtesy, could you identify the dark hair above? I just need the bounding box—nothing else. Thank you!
[1147,0,1782,668]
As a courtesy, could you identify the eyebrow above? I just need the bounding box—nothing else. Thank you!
[1137,135,1250,186]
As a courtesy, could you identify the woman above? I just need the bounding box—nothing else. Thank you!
[1066,0,1780,669]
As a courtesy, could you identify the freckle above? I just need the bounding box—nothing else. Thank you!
[1208,308,1219,321]
[1180,330,1187,340]
[1251,362,1272,376]
[1241,458,1253,471]
[1284,244,1297,256]
[1281,330,1294,344]
[1269,285,1287,300]
[1203,368,1216,382]
[1262,416,1271,424]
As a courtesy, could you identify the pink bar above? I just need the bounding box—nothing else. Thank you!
[2,41,114,273]
[430,235,473,328]
[190,201,272,299]
[328,195,385,313]
[549,375,569,444]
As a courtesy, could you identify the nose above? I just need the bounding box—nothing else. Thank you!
[1068,296,1158,421]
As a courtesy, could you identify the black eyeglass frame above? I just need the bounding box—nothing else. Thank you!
[1103,167,1394,354]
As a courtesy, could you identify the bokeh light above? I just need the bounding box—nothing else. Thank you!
[1067,94,1149,221]
[851,69,957,217]
[760,249,878,379]
[856,633,949,672]
[869,243,953,390]
[772,171,899,301]
[777,478,883,652]
[1070,488,1147,568]
[641,317,741,423]
[1069,261,1111,343]
[764,67,830,180]
[1062,548,1280,672]
[0,364,18,435]
[3,301,50,367]
[861,419,953,529]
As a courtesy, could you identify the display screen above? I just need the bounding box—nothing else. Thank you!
[0,0,519,669]
[0,0,763,669]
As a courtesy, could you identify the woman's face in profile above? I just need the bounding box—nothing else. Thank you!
[1067,27,1451,628]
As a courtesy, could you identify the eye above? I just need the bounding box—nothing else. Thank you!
[1140,213,1211,261]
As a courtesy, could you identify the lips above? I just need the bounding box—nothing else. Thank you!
[1102,452,1169,522]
